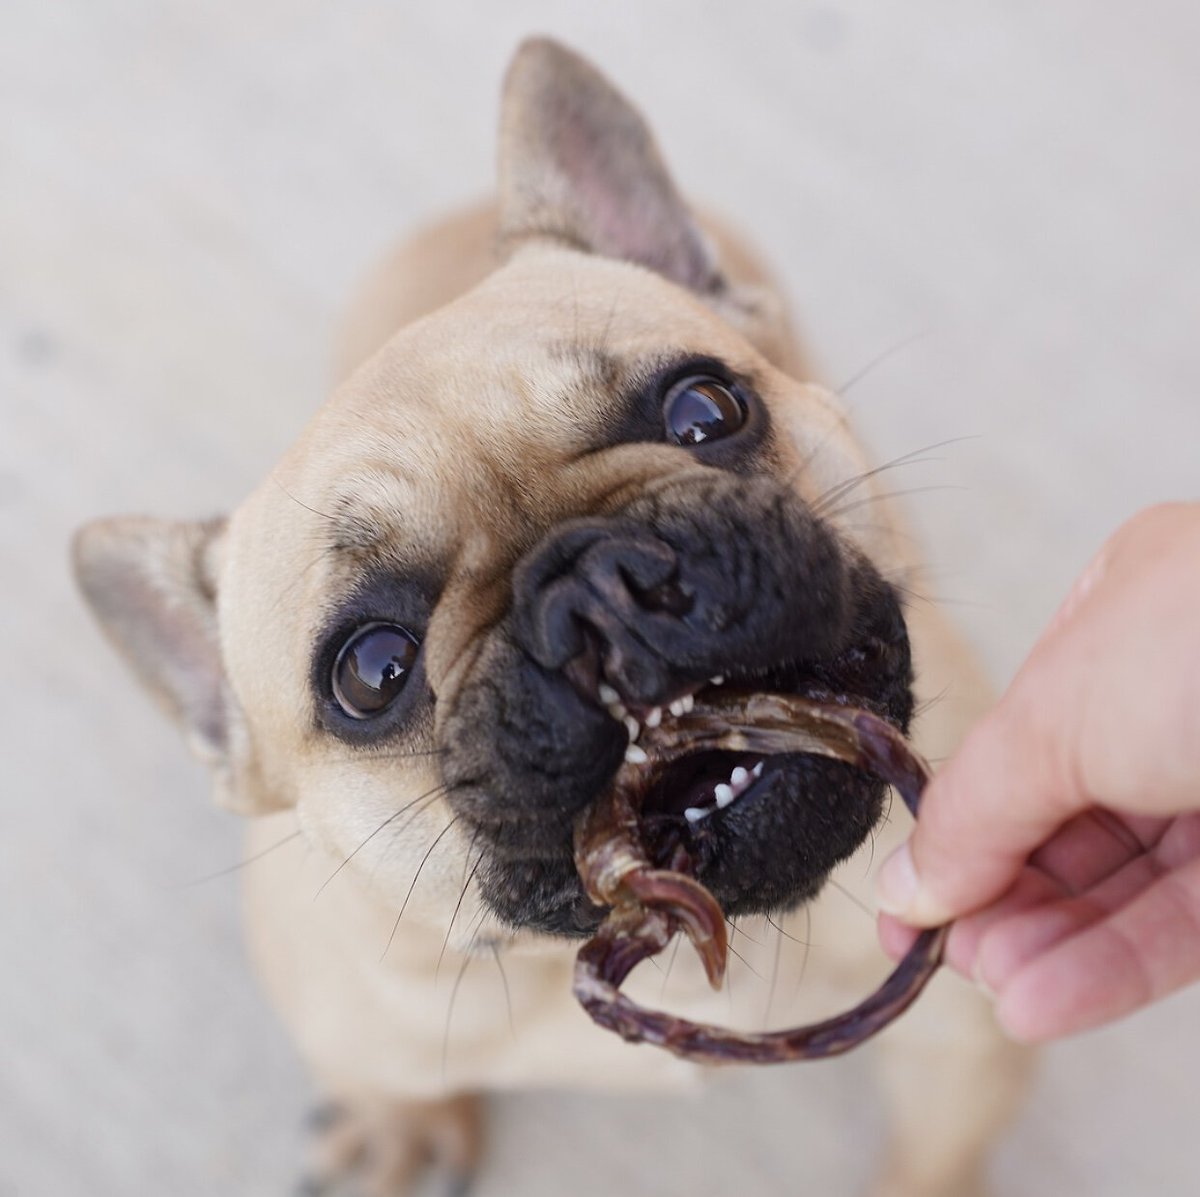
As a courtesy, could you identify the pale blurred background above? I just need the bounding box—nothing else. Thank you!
[3,2,1199,1194]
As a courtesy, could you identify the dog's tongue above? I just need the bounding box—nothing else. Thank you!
[572,692,947,1064]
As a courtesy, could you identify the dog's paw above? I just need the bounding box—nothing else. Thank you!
[299,1093,483,1197]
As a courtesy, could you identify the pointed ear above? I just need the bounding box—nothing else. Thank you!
[498,37,721,292]
[72,515,283,815]
[73,515,230,762]
[72,516,279,815]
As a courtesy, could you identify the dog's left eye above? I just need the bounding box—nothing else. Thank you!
[331,623,420,718]
[663,376,746,446]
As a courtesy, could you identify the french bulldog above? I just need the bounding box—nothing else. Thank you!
[74,37,1029,1197]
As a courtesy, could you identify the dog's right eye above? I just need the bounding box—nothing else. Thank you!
[331,623,420,718]
[663,376,746,446]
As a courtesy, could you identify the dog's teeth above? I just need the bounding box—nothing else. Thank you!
[714,783,735,808]
[668,699,685,717]
[681,694,695,713]
[598,683,620,705]
[684,806,710,824]
[623,715,641,741]
[710,674,725,686]
[645,707,662,728]
[624,744,648,765]
[752,760,764,778]
[731,766,749,787]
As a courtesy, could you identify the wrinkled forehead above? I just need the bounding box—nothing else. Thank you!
[336,244,756,446]
[274,248,763,552]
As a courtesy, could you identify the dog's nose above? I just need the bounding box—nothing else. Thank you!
[512,524,691,702]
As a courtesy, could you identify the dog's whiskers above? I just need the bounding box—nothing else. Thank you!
[822,482,968,523]
[459,825,484,889]
[436,845,485,982]
[441,919,484,1086]
[827,876,876,920]
[788,905,814,1009]
[315,783,450,900]
[784,333,933,490]
[368,787,451,882]
[762,916,785,1028]
[765,913,810,948]
[659,933,683,1002]
[726,939,765,983]
[787,321,964,494]
[381,815,462,962]
[912,684,952,718]
[725,942,736,1016]
[833,329,933,398]
[786,441,924,519]
[491,943,517,1040]
[880,560,986,612]
[178,828,303,888]
[893,583,989,611]
[726,916,763,947]
[882,787,895,827]
[808,438,975,515]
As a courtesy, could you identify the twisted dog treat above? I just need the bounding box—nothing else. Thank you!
[573,693,947,1063]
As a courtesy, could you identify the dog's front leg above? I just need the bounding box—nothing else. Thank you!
[868,977,1032,1197]
[301,1092,483,1197]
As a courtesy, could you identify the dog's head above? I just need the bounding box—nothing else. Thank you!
[75,39,913,943]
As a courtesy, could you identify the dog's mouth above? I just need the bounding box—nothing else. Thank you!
[641,743,766,824]
[619,685,803,844]
[591,643,906,851]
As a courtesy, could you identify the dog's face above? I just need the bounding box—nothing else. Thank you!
[75,39,913,944]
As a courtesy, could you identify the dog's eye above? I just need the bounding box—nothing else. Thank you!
[663,377,746,446]
[332,623,420,718]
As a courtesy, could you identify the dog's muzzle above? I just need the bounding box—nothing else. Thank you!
[436,475,914,936]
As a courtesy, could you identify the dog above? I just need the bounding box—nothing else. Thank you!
[74,37,1030,1197]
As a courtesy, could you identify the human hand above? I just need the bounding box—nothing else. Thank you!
[877,503,1200,1041]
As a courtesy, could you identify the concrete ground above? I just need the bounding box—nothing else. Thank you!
[3,2,1199,1194]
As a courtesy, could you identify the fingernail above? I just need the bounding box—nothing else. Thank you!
[875,842,918,916]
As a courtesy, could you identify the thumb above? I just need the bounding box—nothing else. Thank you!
[876,691,1083,925]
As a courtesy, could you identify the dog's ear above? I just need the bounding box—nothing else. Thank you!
[498,37,720,292]
[72,516,279,815]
